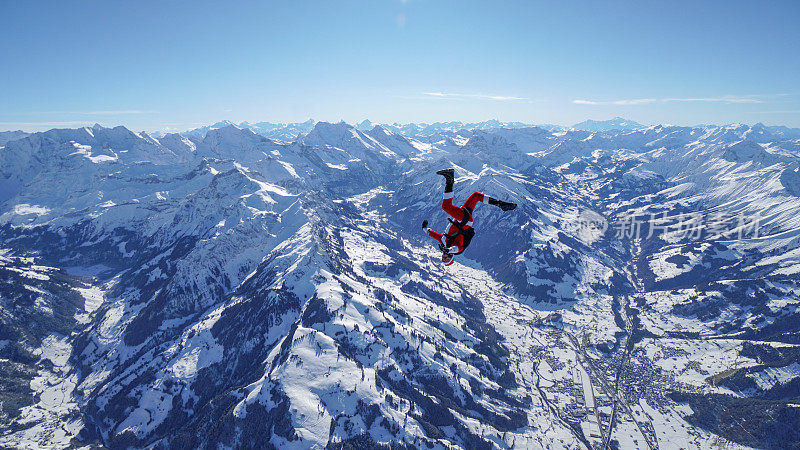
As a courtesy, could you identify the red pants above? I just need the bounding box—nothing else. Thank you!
[442,191,484,222]
[427,191,484,253]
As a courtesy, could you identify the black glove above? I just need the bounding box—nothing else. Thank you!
[438,243,448,253]
[499,201,517,211]
[422,220,428,229]
[488,197,517,211]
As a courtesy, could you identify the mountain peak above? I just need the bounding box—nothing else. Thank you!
[571,117,645,132]
[356,119,373,131]
[217,123,244,132]
[310,120,354,134]
[299,121,359,146]
[203,123,262,142]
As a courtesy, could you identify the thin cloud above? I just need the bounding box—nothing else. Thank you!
[82,110,158,115]
[572,95,778,105]
[0,121,95,126]
[424,92,528,101]
[0,121,99,131]
[574,99,656,105]
[22,110,158,115]
[746,110,800,114]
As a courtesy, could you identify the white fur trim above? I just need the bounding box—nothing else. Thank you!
[442,192,454,199]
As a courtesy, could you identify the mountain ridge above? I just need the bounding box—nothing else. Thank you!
[1,120,799,448]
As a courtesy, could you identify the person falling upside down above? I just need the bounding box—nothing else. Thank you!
[422,168,517,266]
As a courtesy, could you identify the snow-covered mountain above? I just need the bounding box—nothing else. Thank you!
[571,117,646,132]
[185,120,317,143]
[0,130,30,146]
[1,120,799,449]
[182,120,541,146]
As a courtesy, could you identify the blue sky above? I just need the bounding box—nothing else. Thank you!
[1,0,799,131]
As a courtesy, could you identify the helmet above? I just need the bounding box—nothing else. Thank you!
[441,252,454,265]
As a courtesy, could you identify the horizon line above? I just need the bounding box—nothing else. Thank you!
[3,117,799,135]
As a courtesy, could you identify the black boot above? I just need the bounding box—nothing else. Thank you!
[421,220,428,229]
[436,168,455,193]
[487,197,517,211]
